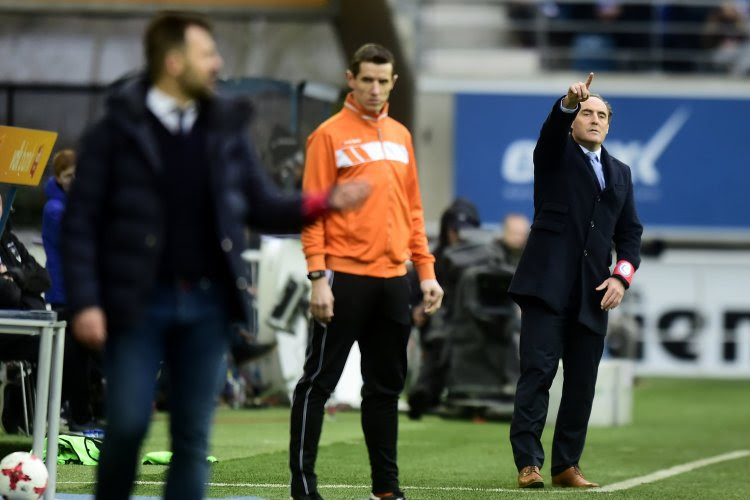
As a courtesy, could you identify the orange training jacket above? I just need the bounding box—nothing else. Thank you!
[301,93,436,281]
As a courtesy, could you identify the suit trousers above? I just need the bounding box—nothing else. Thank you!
[509,296,604,476]
[289,272,411,497]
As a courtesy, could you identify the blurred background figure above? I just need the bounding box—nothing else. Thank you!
[407,209,530,420]
[0,192,52,434]
[0,193,50,311]
[701,1,750,73]
[438,213,529,418]
[42,149,76,310]
[407,198,481,420]
[495,213,531,268]
[568,1,623,72]
[42,148,104,432]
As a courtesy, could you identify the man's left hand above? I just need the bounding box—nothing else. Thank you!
[595,277,625,311]
[420,279,444,315]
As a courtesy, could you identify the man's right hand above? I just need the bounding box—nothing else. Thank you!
[72,306,107,351]
[562,72,594,109]
[309,278,334,323]
[328,180,371,212]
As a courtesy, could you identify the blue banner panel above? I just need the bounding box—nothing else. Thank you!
[455,93,750,231]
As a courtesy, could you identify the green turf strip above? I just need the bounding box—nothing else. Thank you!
[7,377,749,499]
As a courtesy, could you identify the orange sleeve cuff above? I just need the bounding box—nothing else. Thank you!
[415,262,436,282]
[306,254,326,273]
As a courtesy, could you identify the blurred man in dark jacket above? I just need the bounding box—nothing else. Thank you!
[62,11,367,500]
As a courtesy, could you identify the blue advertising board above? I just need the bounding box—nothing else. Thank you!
[455,93,750,231]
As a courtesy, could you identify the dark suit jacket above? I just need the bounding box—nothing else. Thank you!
[509,98,642,335]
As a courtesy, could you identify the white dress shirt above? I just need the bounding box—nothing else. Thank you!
[146,87,198,135]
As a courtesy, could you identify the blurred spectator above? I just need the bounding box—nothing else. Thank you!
[0,194,50,310]
[407,199,481,419]
[407,211,531,419]
[615,3,660,71]
[662,4,713,72]
[441,213,530,404]
[701,1,750,73]
[506,1,540,48]
[568,2,623,71]
[42,149,104,432]
[496,213,531,268]
[0,193,52,366]
[43,149,75,307]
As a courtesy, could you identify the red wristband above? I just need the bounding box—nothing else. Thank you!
[302,191,329,222]
[613,260,635,286]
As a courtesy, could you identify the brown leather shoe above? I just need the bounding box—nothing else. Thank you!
[517,465,544,488]
[552,465,599,488]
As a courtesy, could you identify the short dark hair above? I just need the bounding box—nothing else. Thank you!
[144,11,213,82]
[589,93,613,122]
[349,43,395,77]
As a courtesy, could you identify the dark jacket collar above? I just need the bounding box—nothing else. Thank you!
[105,73,253,131]
[103,72,254,170]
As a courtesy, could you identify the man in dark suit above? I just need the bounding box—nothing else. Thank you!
[508,73,642,488]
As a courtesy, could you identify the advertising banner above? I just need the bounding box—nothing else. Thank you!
[455,93,750,232]
[624,251,750,377]
[0,125,58,187]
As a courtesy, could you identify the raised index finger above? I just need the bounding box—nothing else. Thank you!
[584,72,594,89]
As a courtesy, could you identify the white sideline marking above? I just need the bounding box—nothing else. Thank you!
[57,451,750,495]
[595,449,750,492]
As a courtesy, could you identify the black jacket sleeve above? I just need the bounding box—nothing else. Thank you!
[61,119,112,314]
[238,135,305,233]
[533,97,578,170]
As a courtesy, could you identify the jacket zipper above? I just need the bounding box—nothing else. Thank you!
[377,127,386,158]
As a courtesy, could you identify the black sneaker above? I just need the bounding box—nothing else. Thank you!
[370,491,406,500]
[290,493,324,500]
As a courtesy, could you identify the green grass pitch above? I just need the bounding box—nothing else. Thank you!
[2,377,748,499]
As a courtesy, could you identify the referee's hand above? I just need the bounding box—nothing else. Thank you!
[310,278,334,323]
[420,279,444,315]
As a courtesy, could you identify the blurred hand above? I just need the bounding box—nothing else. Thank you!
[72,306,107,351]
[420,279,444,315]
[596,277,625,311]
[562,72,594,109]
[328,180,371,211]
[310,278,334,323]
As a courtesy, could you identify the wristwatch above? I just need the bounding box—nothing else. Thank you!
[307,270,326,281]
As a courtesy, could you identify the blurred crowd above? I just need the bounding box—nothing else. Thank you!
[506,1,750,74]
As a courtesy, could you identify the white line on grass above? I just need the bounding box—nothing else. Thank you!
[58,450,750,495]
[595,449,750,492]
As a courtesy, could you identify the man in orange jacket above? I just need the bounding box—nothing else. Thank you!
[289,43,443,500]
